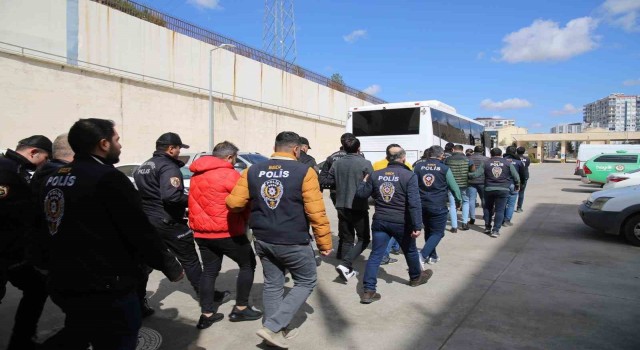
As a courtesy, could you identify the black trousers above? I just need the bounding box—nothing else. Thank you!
[196,236,256,313]
[149,217,202,294]
[2,264,48,350]
[336,208,371,269]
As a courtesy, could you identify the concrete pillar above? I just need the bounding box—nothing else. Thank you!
[536,141,543,163]
[560,140,567,163]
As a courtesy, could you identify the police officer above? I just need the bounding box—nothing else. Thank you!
[475,148,520,238]
[298,136,318,173]
[414,145,462,267]
[468,145,489,223]
[0,135,52,350]
[502,146,526,227]
[357,146,432,304]
[319,132,354,259]
[134,132,208,308]
[40,118,183,349]
[226,131,332,348]
[515,146,531,212]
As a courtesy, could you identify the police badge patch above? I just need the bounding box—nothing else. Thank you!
[423,174,435,187]
[261,179,284,209]
[0,185,8,199]
[379,182,395,203]
[44,188,65,235]
[170,177,181,188]
[491,166,503,178]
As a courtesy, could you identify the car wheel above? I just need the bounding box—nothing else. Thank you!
[622,214,640,247]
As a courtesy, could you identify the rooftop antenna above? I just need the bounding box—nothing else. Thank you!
[263,0,298,63]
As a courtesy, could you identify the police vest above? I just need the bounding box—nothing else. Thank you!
[485,158,511,188]
[414,158,450,208]
[369,163,414,225]
[247,158,310,245]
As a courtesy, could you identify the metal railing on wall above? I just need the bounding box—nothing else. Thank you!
[0,40,346,126]
[92,0,386,105]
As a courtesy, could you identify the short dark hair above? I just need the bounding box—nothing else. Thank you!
[156,144,171,152]
[274,131,301,151]
[516,146,526,155]
[340,133,355,143]
[453,144,464,151]
[68,118,115,154]
[340,135,356,150]
[212,141,239,158]
[386,143,401,157]
[506,146,517,155]
[490,148,503,157]
[428,145,444,158]
[474,145,484,153]
[343,137,360,153]
[388,148,406,162]
[445,142,455,151]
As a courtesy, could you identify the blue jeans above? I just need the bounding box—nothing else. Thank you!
[467,184,484,220]
[385,237,400,257]
[483,190,509,232]
[420,206,448,260]
[504,185,518,222]
[448,189,470,227]
[363,220,421,292]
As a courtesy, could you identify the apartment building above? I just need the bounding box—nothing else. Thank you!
[583,93,640,131]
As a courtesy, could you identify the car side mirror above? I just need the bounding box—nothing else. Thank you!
[234,162,247,170]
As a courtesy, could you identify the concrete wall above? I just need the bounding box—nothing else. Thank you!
[0,0,371,162]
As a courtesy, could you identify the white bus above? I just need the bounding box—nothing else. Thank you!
[346,100,489,164]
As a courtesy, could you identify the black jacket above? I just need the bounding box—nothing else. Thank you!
[299,151,318,173]
[318,149,347,190]
[41,154,182,295]
[0,150,37,271]
[134,151,188,222]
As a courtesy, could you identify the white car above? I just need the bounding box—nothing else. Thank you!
[603,168,640,190]
[578,184,640,246]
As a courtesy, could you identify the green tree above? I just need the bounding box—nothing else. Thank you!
[330,73,345,85]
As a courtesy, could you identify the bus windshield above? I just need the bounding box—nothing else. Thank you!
[352,107,420,137]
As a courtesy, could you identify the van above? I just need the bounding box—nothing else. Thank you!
[582,151,640,185]
[575,144,640,177]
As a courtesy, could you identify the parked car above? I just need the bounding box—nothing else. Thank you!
[578,184,640,246]
[582,151,640,185]
[116,163,191,194]
[603,168,640,190]
[575,144,640,177]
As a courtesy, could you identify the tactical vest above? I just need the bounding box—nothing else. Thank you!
[414,158,450,208]
[445,153,470,188]
[247,158,311,244]
[485,158,511,188]
[369,163,414,225]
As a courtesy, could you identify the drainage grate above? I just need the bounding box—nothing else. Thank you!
[137,327,163,350]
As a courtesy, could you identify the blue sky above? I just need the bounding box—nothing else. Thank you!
[135,0,639,132]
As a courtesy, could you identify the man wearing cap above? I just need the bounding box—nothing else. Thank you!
[134,132,207,308]
[298,137,318,173]
[0,135,52,350]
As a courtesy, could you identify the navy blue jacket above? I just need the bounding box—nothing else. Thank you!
[356,162,422,230]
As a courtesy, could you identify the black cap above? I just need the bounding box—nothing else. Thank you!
[18,135,52,155]
[156,132,190,149]
[300,137,311,149]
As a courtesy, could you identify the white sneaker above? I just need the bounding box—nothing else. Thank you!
[336,265,352,281]
[418,254,426,271]
[427,257,441,265]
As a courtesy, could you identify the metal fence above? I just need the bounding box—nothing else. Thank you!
[92,0,386,104]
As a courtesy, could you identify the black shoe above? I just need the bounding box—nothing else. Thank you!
[516,208,523,213]
[469,219,475,225]
[213,290,231,303]
[141,298,155,318]
[391,249,401,255]
[484,227,492,234]
[380,257,398,265]
[460,223,470,231]
[475,203,480,208]
[450,227,458,233]
[196,313,224,329]
[228,306,263,322]
[315,255,322,267]
[502,220,513,227]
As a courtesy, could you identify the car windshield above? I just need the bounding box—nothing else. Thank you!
[241,154,268,165]
[180,167,192,180]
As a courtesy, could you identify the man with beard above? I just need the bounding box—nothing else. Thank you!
[41,118,184,349]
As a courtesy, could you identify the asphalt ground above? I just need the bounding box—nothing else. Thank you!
[1,163,639,350]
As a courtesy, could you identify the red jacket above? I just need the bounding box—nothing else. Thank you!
[188,156,247,239]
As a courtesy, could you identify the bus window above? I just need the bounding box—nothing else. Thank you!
[471,123,483,146]
[431,109,448,141]
[352,108,420,136]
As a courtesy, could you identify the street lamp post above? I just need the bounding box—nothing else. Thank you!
[209,43,235,151]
